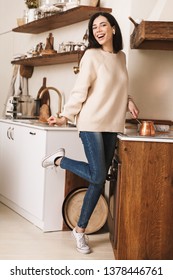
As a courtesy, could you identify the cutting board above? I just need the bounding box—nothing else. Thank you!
[36,77,51,122]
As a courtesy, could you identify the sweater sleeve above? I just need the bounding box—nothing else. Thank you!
[60,50,96,122]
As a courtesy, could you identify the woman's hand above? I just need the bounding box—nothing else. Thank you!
[128,99,140,119]
[47,116,67,126]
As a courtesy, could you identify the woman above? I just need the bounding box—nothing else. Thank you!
[42,12,139,254]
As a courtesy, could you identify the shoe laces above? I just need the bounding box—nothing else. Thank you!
[77,233,89,248]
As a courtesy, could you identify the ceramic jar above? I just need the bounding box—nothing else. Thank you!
[80,0,99,7]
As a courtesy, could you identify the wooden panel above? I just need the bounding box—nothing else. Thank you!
[116,140,173,259]
[64,170,89,198]
[130,21,173,50]
[12,6,112,34]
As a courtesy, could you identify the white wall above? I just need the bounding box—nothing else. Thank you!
[128,0,173,120]
[1,0,173,121]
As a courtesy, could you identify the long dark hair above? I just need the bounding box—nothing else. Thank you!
[87,12,123,53]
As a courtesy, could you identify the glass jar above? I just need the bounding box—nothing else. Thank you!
[66,0,80,10]
[39,0,63,17]
[39,0,57,6]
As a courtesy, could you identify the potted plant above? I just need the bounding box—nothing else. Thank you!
[25,0,39,9]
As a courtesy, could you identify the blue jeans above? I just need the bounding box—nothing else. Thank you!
[60,131,117,228]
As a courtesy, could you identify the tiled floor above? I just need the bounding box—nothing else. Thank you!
[0,203,114,260]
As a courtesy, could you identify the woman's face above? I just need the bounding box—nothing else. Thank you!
[92,15,114,52]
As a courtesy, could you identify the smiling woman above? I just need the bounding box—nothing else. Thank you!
[88,12,123,54]
[92,16,115,53]
[42,12,139,255]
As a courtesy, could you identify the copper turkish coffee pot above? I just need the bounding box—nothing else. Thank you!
[136,119,155,136]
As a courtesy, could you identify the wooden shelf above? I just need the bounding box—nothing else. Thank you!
[11,51,83,67]
[130,20,173,50]
[12,6,112,34]
[11,5,112,67]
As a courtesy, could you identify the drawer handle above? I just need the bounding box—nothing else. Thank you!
[29,132,36,135]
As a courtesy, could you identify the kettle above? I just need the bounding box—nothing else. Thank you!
[139,121,155,136]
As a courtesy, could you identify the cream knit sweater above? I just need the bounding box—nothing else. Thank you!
[61,48,128,132]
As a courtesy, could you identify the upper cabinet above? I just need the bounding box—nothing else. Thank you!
[12,6,112,34]
[11,6,112,67]
[130,19,173,50]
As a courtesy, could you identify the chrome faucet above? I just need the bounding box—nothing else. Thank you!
[39,86,64,117]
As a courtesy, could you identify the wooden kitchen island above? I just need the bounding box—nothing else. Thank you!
[107,132,173,260]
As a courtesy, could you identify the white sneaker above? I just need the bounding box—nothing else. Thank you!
[42,148,65,168]
[72,228,91,254]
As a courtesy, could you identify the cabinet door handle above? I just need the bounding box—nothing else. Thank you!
[7,127,11,139]
[29,132,36,135]
[10,127,14,140]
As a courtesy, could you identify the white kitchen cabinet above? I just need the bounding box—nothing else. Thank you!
[0,123,46,219]
[0,120,85,231]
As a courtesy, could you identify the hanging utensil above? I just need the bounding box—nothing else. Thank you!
[73,52,81,74]
[130,111,142,125]
[83,29,88,43]
[17,65,36,118]
[135,118,142,125]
